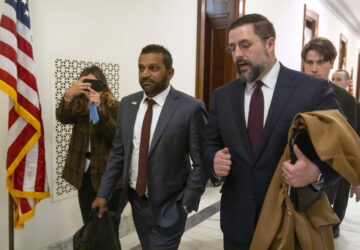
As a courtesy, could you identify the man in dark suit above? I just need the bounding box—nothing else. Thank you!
[301,39,357,238]
[351,99,360,203]
[92,44,208,250]
[202,14,341,249]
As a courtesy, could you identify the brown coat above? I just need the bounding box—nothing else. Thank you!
[250,110,360,250]
[56,97,120,191]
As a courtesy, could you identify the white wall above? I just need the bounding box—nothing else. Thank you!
[0,0,360,250]
[0,1,198,250]
[246,0,360,87]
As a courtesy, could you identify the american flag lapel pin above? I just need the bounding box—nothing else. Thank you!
[131,101,137,105]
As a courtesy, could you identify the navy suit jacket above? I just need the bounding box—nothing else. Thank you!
[202,64,341,244]
[98,87,208,228]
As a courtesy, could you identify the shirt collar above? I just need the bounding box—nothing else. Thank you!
[142,84,171,107]
[261,60,280,90]
[246,61,280,90]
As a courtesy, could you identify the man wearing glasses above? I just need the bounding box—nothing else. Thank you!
[202,14,341,249]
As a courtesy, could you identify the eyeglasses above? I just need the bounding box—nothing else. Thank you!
[226,38,269,54]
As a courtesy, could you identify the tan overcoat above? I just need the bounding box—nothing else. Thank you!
[250,110,360,250]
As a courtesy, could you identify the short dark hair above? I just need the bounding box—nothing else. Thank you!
[301,37,337,62]
[335,69,351,81]
[228,13,276,41]
[140,44,173,69]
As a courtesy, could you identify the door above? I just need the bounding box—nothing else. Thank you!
[196,0,240,109]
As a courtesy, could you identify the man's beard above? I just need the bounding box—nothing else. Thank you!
[236,59,265,82]
[140,76,168,97]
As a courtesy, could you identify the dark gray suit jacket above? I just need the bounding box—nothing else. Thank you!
[98,86,208,227]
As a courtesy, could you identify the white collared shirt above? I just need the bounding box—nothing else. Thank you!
[129,85,171,189]
[244,61,280,126]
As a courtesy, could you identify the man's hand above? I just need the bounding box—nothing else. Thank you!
[214,147,231,177]
[282,145,320,187]
[350,186,360,202]
[91,197,108,218]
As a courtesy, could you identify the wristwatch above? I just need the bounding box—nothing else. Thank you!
[316,173,324,182]
[311,173,324,191]
[183,206,191,214]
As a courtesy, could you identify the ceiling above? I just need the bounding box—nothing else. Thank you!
[322,0,360,37]
[342,0,360,24]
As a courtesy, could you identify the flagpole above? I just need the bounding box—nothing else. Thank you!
[9,194,14,250]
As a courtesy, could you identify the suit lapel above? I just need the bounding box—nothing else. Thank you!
[255,65,297,161]
[148,87,180,155]
[229,80,254,160]
[124,92,143,151]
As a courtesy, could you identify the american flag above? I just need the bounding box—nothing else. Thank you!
[0,0,49,228]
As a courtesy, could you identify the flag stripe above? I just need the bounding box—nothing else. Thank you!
[13,153,25,190]
[0,40,17,63]
[0,67,16,89]
[0,26,17,51]
[35,134,46,191]
[18,63,36,91]
[23,142,39,191]
[17,33,33,59]
[18,48,34,75]
[8,106,19,128]
[20,198,31,214]
[3,0,16,20]
[7,123,36,168]
[8,115,26,147]
[0,54,17,79]
[18,78,39,109]
[0,15,16,36]
[17,92,42,121]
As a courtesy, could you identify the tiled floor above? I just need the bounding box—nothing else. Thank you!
[334,198,360,249]
[121,187,360,250]
[43,186,359,250]
[181,195,360,250]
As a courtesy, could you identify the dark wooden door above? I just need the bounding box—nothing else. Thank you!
[356,53,360,100]
[196,0,239,109]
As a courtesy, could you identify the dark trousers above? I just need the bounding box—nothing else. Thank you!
[326,177,351,230]
[78,170,124,229]
[128,187,186,250]
[223,236,250,250]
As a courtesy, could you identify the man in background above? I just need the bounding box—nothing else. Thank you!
[332,69,360,207]
[302,38,357,238]
[332,69,352,90]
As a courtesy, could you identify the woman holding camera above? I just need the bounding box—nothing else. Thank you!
[56,65,124,227]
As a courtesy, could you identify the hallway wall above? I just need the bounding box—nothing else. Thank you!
[246,0,360,84]
[0,1,198,250]
[0,0,359,250]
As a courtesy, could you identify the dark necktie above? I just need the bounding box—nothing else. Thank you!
[248,81,264,153]
[136,98,156,196]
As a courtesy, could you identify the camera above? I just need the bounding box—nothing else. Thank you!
[83,79,105,92]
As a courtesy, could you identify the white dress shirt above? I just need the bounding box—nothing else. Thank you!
[244,61,280,126]
[129,85,171,189]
